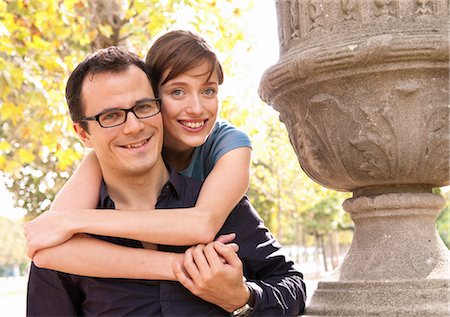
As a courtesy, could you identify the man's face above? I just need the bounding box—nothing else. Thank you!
[75,65,164,177]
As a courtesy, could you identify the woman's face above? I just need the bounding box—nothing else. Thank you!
[159,60,219,154]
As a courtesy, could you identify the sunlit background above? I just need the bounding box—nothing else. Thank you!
[1,1,448,316]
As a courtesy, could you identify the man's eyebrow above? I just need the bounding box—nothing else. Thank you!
[135,97,158,105]
[96,98,155,113]
[96,106,121,113]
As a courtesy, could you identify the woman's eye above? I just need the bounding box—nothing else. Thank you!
[171,89,184,96]
[203,88,216,96]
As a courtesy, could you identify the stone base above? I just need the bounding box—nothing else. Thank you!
[306,278,450,316]
[304,192,450,316]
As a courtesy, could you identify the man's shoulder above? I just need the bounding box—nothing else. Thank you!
[172,172,204,204]
[180,173,203,190]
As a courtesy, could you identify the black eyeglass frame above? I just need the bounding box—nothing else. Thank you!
[79,97,161,128]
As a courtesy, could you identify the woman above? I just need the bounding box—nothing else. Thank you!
[24,30,252,279]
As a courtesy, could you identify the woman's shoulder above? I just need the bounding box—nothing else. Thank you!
[210,119,250,140]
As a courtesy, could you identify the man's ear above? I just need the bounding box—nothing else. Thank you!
[73,123,93,148]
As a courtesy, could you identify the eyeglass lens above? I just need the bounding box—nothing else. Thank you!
[99,101,159,127]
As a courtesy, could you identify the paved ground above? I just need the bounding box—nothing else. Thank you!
[1,272,322,316]
[1,276,27,317]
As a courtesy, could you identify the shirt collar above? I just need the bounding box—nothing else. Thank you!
[97,161,184,209]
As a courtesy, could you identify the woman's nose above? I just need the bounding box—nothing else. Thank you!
[185,95,203,115]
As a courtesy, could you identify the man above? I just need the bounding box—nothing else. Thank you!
[26,46,306,316]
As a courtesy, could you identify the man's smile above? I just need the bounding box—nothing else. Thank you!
[120,137,151,149]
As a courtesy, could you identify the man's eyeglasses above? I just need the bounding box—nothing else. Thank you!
[80,98,161,128]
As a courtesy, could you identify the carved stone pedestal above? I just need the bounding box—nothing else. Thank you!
[308,191,449,316]
[259,0,449,315]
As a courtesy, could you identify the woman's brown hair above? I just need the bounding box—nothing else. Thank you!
[145,30,224,94]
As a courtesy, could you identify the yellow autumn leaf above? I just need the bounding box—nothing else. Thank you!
[55,148,81,171]
[11,66,25,88]
[17,148,35,164]
[1,101,18,123]
[42,57,65,73]
[0,155,7,171]
[97,24,113,37]
[41,133,57,148]
[31,35,51,50]
[0,141,11,153]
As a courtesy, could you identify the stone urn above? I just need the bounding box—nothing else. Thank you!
[259,0,449,315]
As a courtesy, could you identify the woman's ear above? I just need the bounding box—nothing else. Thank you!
[73,123,93,148]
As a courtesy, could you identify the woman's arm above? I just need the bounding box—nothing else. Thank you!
[33,234,180,280]
[50,151,102,211]
[83,147,251,245]
[32,233,238,279]
[25,147,251,255]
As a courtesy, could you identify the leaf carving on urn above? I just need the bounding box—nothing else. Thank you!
[300,94,351,180]
[309,0,325,30]
[415,0,434,16]
[373,0,399,18]
[341,0,359,21]
[419,103,449,178]
[350,102,396,178]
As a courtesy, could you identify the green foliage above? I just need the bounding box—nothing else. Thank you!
[435,189,449,249]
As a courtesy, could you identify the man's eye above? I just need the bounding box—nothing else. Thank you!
[101,111,121,121]
[135,103,157,114]
[136,103,152,111]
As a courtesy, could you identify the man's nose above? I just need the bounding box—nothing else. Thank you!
[122,111,144,134]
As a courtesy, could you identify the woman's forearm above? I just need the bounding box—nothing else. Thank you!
[28,148,251,251]
[71,148,251,245]
[33,234,180,280]
[51,151,101,211]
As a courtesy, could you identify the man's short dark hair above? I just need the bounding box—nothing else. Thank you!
[66,46,156,130]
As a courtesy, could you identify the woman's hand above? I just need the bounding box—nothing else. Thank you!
[173,240,248,312]
[24,210,77,259]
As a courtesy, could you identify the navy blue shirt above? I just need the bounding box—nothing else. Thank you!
[27,168,306,316]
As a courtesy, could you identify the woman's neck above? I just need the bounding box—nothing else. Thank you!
[163,147,195,172]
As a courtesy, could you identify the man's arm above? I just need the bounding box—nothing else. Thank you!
[174,198,306,316]
[27,263,82,316]
[231,199,306,316]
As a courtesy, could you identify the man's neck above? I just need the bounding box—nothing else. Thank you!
[101,159,170,210]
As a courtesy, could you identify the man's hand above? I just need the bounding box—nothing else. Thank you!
[173,240,250,312]
[24,210,76,259]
